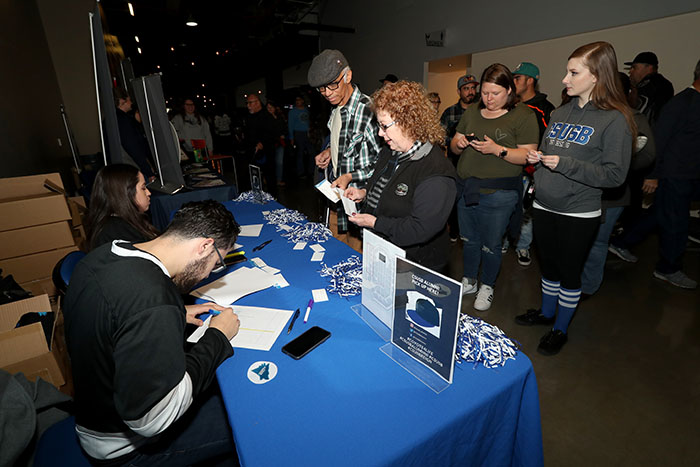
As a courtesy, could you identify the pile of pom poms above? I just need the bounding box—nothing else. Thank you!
[281,222,332,244]
[455,314,519,368]
[234,190,275,203]
[263,208,307,227]
[319,255,362,297]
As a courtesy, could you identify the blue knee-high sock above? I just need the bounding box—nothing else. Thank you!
[541,278,560,318]
[554,287,581,333]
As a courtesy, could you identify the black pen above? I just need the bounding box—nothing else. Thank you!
[253,239,272,251]
[287,308,300,334]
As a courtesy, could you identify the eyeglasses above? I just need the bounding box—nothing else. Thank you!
[378,120,396,131]
[211,243,226,274]
[316,71,346,93]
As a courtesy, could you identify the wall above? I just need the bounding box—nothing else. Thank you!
[427,69,466,116]
[0,1,73,181]
[318,0,700,92]
[469,11,700,105]
[36,0,100,157]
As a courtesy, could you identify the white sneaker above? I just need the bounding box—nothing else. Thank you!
[461,277,477,295]
[474,285,494,311]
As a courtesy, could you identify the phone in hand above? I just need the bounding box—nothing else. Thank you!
[466,134,481,143]
[282,326,331,359]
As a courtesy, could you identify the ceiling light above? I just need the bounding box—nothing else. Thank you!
[191,61,195,66]
[185,15,198,27]
[137,47,142,54]
[135,36,139,43]
[128,3,134,16]
[202,83,205,87]
[170,47,175,52]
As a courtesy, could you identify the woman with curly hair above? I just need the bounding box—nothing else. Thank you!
[450,63,540,311]
[85,164,159,250]
[345,80,457,272]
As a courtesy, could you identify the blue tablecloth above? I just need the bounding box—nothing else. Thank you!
[213,200,543,467]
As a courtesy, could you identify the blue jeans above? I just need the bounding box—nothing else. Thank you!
[116,386,237,466]
[516,212,533,250]
[580,206,624,295]
[458,189,518,287]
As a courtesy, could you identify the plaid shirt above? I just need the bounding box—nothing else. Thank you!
[325,84,381,230]
[440,102,467,155]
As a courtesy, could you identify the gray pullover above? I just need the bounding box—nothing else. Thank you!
[533,100,632,213]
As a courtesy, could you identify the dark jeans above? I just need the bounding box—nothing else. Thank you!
[102,385,238,467]
[534,209,600,290]
[654,178,700,273]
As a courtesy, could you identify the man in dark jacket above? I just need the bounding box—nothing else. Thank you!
[65,201,241,464]
[625,51,675,127]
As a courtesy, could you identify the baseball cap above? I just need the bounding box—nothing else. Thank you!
[513,62,540,80]
[624,52,658,67]
[457,74,478,89]
[308,49,349,88]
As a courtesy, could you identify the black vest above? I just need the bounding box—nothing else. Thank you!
[368,145,457,270]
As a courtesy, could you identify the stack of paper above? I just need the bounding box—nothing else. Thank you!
[191,266,279,304]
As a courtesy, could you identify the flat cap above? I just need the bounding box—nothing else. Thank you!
[308,49,349,88]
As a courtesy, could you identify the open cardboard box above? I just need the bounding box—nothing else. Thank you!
[0,173,71,232]
[0,294,68,389]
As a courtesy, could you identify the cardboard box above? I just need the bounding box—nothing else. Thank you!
[0,246,77,284]
[0,294,66,388]
[0,221,75,260]
[0,173,71,232]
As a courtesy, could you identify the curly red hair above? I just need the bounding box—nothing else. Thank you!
[371,81,445,146]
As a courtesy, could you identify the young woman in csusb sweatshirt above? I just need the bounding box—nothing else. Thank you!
[515,42,636,356]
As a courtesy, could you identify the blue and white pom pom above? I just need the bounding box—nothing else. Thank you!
[263,208,306,226]
[455,314,519,368]
[281,222,333,244]
[319,255,362,297]
[234,190,275,203]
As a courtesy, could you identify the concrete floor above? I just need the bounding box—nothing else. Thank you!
[272,176,700,466]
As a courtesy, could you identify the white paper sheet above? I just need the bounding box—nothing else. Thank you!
[312,288,329,302]
[361,229,406,327]
[191,266,278,304]
[315,179,341,203]
[239,224,264,237]
[272,274,289,288]
[293,242,307,250]
[251,257,280,275]
[187,306,294,351]
[310,244,325,252]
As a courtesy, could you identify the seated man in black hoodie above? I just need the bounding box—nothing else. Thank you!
[64,200,241,465]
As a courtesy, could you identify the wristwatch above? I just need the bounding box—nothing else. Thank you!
[498,147,508,158]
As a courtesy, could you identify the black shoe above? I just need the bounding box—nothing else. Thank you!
[514,309,555,326]
[537,329,568,356]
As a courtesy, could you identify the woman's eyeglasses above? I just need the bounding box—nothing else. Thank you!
[378,121,396,131]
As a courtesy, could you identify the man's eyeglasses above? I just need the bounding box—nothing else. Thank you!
[211,243,226,274]
[378,120,396,131]
[316,71,346,93]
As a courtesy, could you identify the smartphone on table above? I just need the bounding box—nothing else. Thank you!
[282,326,331,359]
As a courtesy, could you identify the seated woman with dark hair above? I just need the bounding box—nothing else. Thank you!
[85,164,159,250]
[345,80,457,272]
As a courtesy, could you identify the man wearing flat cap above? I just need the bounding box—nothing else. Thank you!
[308,49,381,250]
[626,51,674,127]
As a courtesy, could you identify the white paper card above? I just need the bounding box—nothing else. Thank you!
[312,288,329,303]
[311,251,325,262]
[340,194,357,216]
[310,244,325,252]
[239,224,264,237]
[293,242,307,250]
[315,179,341,203]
